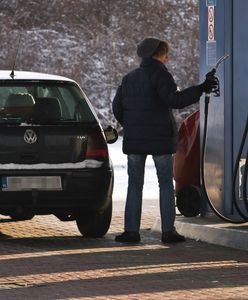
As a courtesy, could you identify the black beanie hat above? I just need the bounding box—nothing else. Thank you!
[137,38,161,58]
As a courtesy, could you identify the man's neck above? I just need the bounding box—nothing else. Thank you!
[152,56,164,64]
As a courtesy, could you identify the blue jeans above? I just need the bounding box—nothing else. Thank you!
[124,154,175,233]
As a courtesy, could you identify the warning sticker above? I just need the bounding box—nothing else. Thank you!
[208,6,215,41]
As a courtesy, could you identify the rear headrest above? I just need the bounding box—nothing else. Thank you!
[5,93,35,107]
[35,97,62,120]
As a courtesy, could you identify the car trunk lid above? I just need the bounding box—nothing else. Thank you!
[0,125,99,165]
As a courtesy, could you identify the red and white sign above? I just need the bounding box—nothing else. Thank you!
[208,5,215,41]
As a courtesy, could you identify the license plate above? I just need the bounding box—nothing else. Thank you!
[1,176,62,191]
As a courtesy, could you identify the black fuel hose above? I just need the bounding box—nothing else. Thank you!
[201,93,248,223]
[242,145,248,212]
[233,115,248,217]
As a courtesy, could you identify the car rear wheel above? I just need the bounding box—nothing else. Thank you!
[9,208,34,221]
[76,201,112,238]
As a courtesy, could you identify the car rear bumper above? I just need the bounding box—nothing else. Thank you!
[0,167,113,213]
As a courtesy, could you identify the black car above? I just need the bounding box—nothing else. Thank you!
[0,70,117,237]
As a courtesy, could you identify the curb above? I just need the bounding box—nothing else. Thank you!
[151,215,248,251]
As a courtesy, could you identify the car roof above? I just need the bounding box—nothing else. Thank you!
[0,70,75,82]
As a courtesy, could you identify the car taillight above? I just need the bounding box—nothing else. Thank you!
[86,132,109,160]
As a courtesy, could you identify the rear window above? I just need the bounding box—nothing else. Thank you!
[0,81,97,124]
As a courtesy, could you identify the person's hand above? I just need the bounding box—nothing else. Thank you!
[199,74,219,94]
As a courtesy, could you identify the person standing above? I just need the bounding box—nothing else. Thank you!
[112,37,216,243]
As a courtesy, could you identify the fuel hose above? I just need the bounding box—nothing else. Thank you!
[201,54,248,223]
[201,92,248,223]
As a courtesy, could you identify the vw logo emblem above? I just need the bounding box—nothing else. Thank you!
[24,129,37,144]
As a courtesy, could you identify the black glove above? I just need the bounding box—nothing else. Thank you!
[199,74,219,94]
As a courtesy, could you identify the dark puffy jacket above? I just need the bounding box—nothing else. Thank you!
[112,58,202,155]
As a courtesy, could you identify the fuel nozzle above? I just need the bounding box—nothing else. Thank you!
[205,54,229,97]
[214,54,229,70]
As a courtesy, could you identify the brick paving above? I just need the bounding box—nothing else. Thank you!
[0,205,248,300]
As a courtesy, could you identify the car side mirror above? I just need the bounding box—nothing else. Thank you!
[104,126,118,144]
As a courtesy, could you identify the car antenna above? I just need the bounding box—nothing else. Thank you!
[10,33,22,79]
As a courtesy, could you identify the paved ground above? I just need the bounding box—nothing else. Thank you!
[0,203,248,300]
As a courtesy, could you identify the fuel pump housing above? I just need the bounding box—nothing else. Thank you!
[199,0,248,219]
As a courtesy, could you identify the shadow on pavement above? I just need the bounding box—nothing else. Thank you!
[0,213,248,299]
[0,228,248,299]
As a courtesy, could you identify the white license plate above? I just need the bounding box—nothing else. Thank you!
[1,176,62,191]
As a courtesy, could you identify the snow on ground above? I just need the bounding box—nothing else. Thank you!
[108,137,159,202]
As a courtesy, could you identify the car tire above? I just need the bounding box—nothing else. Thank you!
[76,201,112,238]
[9,208,34,221]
